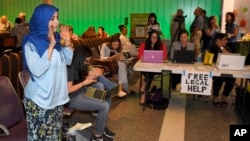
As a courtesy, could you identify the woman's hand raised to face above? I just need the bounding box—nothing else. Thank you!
[48,26,56,47]
[60,25,71,45]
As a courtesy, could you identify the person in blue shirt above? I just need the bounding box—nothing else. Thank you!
[22,4,73,140]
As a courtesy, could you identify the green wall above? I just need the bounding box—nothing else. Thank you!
[0,0,42,23]
[0,0,222,39]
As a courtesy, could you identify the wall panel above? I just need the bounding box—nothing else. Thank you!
[0,0,222,39]
[0,0,41,23]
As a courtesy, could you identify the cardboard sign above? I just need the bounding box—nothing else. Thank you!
[181,70,213,95]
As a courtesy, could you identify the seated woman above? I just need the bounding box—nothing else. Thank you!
[138,30,168,105]
[100,35,128,96]
[97,26,109,38]
[67,46,122,140]
[209,33,235,106]
[169,30,195,91]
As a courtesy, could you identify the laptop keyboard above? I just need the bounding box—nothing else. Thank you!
[93,89,104,99]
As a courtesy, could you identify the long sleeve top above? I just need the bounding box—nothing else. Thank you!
[100,43,118,59]
[24,42,73,109]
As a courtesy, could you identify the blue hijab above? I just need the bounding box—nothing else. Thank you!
[22,4,61,69]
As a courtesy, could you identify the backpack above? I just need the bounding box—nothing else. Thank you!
[146,86,169,110]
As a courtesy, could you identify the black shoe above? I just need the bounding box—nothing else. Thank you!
[92,135,104,141]
[213,101,221,107]
[139,102,145,106]
[150,85,157,93]
[103,128,115,139]
[127,90,137,95]
[221,101,228,107]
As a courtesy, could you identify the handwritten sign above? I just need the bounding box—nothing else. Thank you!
[181,70,213,95]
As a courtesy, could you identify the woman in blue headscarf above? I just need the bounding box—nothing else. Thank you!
[22,4,73,140]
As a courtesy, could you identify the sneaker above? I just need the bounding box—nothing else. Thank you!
[118,90,127,97]
[103,128,115,139]
[92,135,103,141]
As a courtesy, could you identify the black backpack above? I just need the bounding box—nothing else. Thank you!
[146,86,169,110]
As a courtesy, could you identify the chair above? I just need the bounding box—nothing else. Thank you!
[9,53,21,99]
[0,76,27,141]
[0,54,10,77]
[18,70,30,88]
[18,70,75,117]
[3,36,17,53]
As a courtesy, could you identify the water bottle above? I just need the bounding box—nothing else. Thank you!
[196,53,202,63]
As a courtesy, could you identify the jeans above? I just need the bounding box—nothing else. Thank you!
[69,75,117,135]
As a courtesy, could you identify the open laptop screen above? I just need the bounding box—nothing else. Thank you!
[142,50,163,63]
[173,50,195,64]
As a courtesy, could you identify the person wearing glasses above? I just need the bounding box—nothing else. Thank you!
[138,30,168,105]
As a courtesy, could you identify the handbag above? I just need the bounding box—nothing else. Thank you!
[92,59,118,77]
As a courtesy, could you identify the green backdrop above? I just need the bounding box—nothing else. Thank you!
[0,0,222,39]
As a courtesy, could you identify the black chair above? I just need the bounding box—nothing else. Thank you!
[9,53,21,99]
[3,36,17,53]
[0,55,10,77]
[0,76,27,141]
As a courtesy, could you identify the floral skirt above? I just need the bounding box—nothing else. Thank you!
[24,99,63,141]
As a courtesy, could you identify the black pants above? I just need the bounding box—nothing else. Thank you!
[141,72,159,92]
[227,42,239,53]
[212,77,236,97]
[170,74,181,90]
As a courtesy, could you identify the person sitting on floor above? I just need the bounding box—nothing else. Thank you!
[209,33,236,106]
[138,30,168,105]
[67,46,125,141]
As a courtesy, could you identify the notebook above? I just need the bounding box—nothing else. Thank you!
[142,50,163,63]
[216,53,246,70]
[85,85,119,101]
[173,50,195,64]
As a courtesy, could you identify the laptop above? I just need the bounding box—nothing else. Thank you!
[142,50,163,63]
[173,50,195,64]
[85,85,119,101]
[216,53,246,70]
